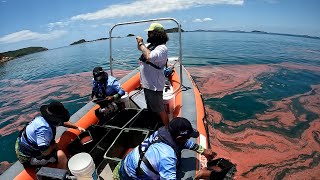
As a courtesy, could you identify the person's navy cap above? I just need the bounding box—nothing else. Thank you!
[168,117,199,138]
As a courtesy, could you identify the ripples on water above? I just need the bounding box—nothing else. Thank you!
[1,32,320,178]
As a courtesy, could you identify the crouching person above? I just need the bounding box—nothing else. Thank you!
[113,117,217,179]
[91,66,125,106]
[91,67,126,118]
[15,101,84,169]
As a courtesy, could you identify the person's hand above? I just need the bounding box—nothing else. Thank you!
[77,126,86,133]
[136,36,143,44]
[194,167,212,180]
[136,36,144,51]
[106,96,114,101]
[203,149,217,161]
[52,142,60,150]
[56,143,63,150]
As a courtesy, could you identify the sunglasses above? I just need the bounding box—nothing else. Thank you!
[94,71,104,77]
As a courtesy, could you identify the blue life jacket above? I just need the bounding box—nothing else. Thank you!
[136,127,181,176]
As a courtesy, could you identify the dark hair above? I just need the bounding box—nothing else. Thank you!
[152,30,169,45]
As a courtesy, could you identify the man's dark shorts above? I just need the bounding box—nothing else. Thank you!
[144,88,164,113]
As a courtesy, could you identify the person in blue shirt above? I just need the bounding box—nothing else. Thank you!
[91,67,125,109]
[113,117,217,180]
[15,101,85,169]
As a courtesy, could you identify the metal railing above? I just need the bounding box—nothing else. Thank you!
[108,18,182,94]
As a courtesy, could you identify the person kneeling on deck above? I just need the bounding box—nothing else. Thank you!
[91,66,125,114]
[113,117,217,180]
[15,101,85,169]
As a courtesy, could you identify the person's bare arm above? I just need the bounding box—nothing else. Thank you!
[41,142,58,156]
[136,36,151,61]
[63,122,85,132]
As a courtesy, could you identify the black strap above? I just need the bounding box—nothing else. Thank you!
[146,61,162,70]
[18,123,33,145]
[23,130,34,146]
[141,155,158,175]
[135,131,180,177]
[146,58,168,70]
[139,44,167,70]
[136,140,160,176]
[18,125,41,154]
[136,144,145,176]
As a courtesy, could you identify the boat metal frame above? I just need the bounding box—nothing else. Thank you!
[109,18,183,94]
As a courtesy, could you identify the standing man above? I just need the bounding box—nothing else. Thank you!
[113,117,217,179]
[15,101,85,169]
[136,22,169,126]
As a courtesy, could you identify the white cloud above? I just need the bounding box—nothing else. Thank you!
[192,18,213,23]
[203,18,213,21]
[71,0,243,21]
[1,1,7,3]
[193,19,203,23]
[47,21,70,31]
[0,30,67,43]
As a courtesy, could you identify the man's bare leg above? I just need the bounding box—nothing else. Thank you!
[159,111,169,127]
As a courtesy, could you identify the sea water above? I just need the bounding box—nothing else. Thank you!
[1,32,319,179]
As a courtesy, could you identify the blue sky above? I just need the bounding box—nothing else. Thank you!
[0,0,319,52]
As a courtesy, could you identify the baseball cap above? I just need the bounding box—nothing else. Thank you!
[145,23,164,32]
[168,117,199,138]
[93,67,107,81]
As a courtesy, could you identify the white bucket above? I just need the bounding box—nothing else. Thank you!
[163,85,175,120]
[120,92,130,108]
[68,153,98,180]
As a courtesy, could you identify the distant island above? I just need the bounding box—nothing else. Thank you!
[251,30,267,33]
[186,29,320,40]
[1,29,319,61]
[165,27,185,33]
[125,28,184,37]
[70,36,123,46]
[0,47,48,63]
[70,39,87,45]
[68,29,184,46]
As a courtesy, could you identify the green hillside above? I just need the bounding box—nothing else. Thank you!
[0,47,48,63]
